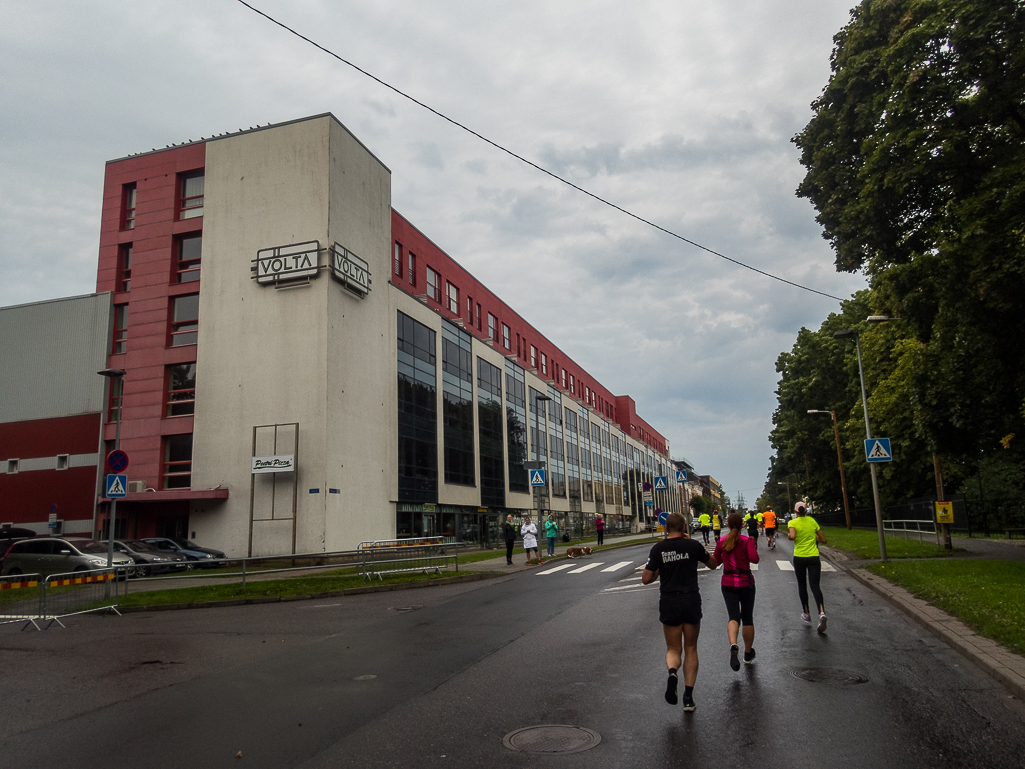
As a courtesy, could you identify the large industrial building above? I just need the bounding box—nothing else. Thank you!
[0,113,685,555]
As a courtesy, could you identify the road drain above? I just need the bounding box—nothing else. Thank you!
[790,667,869,685]
[503,725,601,754]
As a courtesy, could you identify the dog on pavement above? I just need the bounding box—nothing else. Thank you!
[565,546,593,558]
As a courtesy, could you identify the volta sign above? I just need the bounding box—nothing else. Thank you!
[331,243,372,297]
[253,241,321,284]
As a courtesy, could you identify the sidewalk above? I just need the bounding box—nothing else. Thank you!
[468,531,661,573]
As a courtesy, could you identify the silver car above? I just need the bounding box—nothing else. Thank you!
[0,538,134,577]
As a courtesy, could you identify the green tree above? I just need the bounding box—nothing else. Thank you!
[794,0,1025,483]
[688,495,713,517]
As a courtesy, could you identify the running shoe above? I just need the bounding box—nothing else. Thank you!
[730,644,740,671]
[665,673,678,705]
[744,648,756,665]
[682,695,696,712]
[801,612,812,624]
[817,613,828,634]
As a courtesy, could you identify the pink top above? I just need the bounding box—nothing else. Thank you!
[713,534,760,588]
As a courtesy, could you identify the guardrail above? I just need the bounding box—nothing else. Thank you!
[0,572,43,630]
[883,519,940,545]
[358,538,458,580]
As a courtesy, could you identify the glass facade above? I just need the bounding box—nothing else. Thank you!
[397,311,438,503]
[546,386,566,498]
[505,361,529,493]
[442,321,475,486]
[477,357,505,508]
[579,407,593,502]
[565,406,580,501]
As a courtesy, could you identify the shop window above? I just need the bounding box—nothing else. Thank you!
[170,294,199,346]
[447,281,459,314]
[502,324,510,349]
[122,183,136,230]
[408,252,416,286]
[118,244,132,292]
[113,304,128,354]
[176,233,202,283]
[393,242,403,278]
[107,376,123,423]
[487,313,497,341]
[167,363,197,417]
[426,266,440,302]
[163,434,193,489]
[178,171,204,219]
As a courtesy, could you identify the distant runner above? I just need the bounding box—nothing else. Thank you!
[642,512,719,712]
[762,509,777,550]
[713,513,759,670]
[756,511,764,536]
[746,511,760,550]
[788,502,827,633]
[711,510,722,544]
[698,511,711,544]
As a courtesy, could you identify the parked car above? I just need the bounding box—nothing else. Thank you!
[0,527,37,569]
[1,537,134,578]
[113,539,190,576]
[140,537,225,567]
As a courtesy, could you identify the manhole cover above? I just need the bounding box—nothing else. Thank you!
[353,674,377,681]
[503,725,601,754]
[390,606,423,612]
[790,668,868,685]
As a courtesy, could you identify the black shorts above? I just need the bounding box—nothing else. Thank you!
[765,527,775,537]
[721,585,756,624]
[659,591,702,626]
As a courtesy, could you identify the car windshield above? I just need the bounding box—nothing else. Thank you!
[171,538,201,549]
[121,540,158,552]
[74,541,109,554]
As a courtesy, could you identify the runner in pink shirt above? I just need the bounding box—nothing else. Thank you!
[712,513,760,671]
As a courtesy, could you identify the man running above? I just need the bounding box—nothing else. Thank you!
[746,510,760,550]
[698,511,711,544]
[762,509,777,550]
[711,510,722,544]
[642,512,719,712]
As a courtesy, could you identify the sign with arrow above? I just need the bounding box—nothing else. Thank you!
[864,438,893,463]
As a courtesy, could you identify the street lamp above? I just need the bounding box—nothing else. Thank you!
[808,410,852,530]
[97,368,126,568]
[833,327,888,561]
[777,480,791,514]
[531,394,552,525]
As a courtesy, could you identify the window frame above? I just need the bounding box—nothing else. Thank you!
[530,345,537,369]
[166,363,197,417]
[408,252,416,286]
[122,183,137,230]
[502,324,510,349]
[487,312,497,341]
[117,244,132,292]
[112,304,128,354]
[169,294,200,347]
[426,266,441,302]
[162,434,193,489]
[540,353,548,376]
[178,171,204,220]
[175,233,202,283]
[393,242,403,278]
[447,281,459,314]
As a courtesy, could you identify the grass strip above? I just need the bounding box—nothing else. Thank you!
[822,526,955,559]
[865,560,1025,656]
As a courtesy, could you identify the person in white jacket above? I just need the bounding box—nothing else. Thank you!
[521,516,544,566]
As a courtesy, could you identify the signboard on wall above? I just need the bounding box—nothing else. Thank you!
[252,455,296,474]
[331,243,372,296]
[253,241,320,284]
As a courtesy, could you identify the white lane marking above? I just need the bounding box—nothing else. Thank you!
[601,561,634,573]
[603,583,657,593]
[635,565,647,571]
[822,562,836,572]
[619,575,643,582]
[774,560,835,572]
[535,564,574,575]
[568,563,604,574]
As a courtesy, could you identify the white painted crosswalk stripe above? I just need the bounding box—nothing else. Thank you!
[601,561,634,573]
[535,564,574,575]
[567,563,603,574]
[775,560,835,572]
[603,584,657,593]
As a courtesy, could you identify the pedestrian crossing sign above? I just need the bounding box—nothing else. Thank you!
[865,438,893,462]
[654,476,668,491]
[676,469,687,482]
[530,469,546,487]
[105,474,127,498]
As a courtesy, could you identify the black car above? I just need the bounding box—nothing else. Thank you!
[113,539,190,576]
[140,537,225,567]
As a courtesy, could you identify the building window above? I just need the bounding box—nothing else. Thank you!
[107,375,123,423]
[56,454,70,471]
[7,459,19,474]
[117,244,132,292]
[502,324,510,349]
[442,322,475,486]
[467,296,473,322]
[487,313,497,341]
[569,374,575,392]
[408,252,416,286]
[561,369,568,388]
[447,282,459,314]
[179,172,204,219]
[163,434,193,489]
[122,183,136,230]
[176,233,202,283]
[426,267,440,302]
[167,363,197,417]
[478,357,505,508]
[393,242,402,278]
[397,311,438,504]
[505,360,529,493]
[540,353,548,376]
[113,304,128,354]
[170,295,199,346]
[475,303,482,331]
[530,345,537,368]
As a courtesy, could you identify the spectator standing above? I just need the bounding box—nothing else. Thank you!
[521,517,543,566]
[595,515,605,547]
[544,514,559,557]
[503,514,518,565]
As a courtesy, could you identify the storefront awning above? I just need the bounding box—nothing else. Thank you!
[97,487,229,504]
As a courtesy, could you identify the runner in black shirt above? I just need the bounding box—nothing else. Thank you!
[642,511,719,711]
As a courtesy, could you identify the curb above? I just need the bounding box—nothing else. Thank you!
[831,553,1025,700]
[117,571,504,613]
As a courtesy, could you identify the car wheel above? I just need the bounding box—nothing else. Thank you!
[185,559,197,571]
[74,566,87,572]
[135,565,151,578]
[8,568,23,575]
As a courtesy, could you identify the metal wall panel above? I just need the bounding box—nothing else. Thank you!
[0,292,112,422]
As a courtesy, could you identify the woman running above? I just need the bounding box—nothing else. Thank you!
[713,513,759,670]
[711,510,722,544]
[788,502,827,633]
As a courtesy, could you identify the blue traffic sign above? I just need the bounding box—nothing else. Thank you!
[654,476,668,491]
[642,480,652,492]
[676,469,687,482]
[657,510,669,525]
[865,438,893,463]
[644,498,654,507]
[107,449,129,473]
[529,469,547,487]
[105,474,127,498]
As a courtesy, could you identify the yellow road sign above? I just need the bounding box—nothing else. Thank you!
[935,500,954,524]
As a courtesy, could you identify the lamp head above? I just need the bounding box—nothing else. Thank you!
[833,329,856,339]
[97,368,126,378]
[866,315,900,324]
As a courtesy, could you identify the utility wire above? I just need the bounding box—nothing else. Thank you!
[236,0,843,302]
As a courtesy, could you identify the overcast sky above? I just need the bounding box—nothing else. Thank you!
[0,0,866,504]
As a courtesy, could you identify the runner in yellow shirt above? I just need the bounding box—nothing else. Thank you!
[711,510,722,544]
[788,502,828,633]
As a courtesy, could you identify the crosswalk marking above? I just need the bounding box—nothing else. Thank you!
[774,561,835,572]
[619,575,643,582]
[535,564,574,575]
[603,584,657,593]
[601,561,633,573]
[568,563,603,574]
[635,565,647,571]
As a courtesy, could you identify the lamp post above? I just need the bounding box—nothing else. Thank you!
[808,410,852,530]
[833,327,888,561]
[777,480,791,514]
[531,394,552,524]
[97,368,126,568]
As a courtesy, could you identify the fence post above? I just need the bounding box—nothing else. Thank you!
[242,558,247,595]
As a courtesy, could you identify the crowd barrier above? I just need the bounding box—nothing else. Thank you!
[358,538,458,580]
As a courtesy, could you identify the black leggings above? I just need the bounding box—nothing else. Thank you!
[597,529,604,545]
[721,585,756,624]
[793,556,824,612]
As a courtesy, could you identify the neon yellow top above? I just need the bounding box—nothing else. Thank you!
[788,515,820,557]
[756,513,764,522]
[699,513,711,526]
[712,515,721,530]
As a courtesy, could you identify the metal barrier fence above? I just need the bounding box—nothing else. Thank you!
[41,568,124,628]
[358,538,458,580]
[0,572,43,629]
[883,519,940,545]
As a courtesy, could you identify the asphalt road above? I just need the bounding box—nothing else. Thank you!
[2,537,1024,768]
